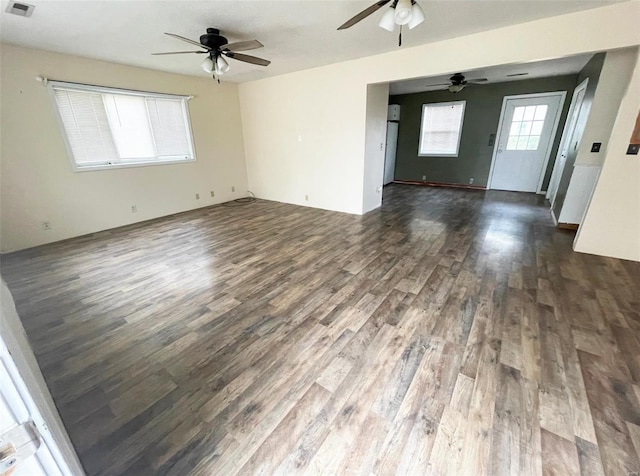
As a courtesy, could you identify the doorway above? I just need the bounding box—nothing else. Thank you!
[488,92,566,192]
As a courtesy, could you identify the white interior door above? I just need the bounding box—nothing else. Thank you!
[383,122,398,185]
[0,339,56,475]
[1,280,80,475]
[547,78,589,206]
[489,93,564,192]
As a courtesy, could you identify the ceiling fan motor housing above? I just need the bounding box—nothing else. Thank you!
[450,73,467,85]
[199,28,228,51]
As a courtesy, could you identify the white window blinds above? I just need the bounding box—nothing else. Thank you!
[53,89,118,165]
[418,101,466,157]
[49,82,195,170]
[145,98,191,158]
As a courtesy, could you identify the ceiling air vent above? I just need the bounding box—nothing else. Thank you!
[5,1,35,17]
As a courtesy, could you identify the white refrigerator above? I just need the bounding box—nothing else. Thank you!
[383,121,399,185]
[384,105,400,185]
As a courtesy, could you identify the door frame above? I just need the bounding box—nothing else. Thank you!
[546,78,589,205]
[487,91,567,194]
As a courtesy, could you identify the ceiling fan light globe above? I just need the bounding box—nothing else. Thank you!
[407,3,425,29]
[200,56,215,74]
[378,7,396,31]
[394,0,413,25]
[449,84,465,93]
[216,55,230,74]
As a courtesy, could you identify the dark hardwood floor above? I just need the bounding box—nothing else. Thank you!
[2,184,640,475]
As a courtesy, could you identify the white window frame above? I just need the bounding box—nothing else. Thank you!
[418,100,466,158]
[47,81,196,172]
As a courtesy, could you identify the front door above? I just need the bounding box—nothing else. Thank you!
[489,93,564,192]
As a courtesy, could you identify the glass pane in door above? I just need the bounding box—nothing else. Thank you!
[506,104,548,151]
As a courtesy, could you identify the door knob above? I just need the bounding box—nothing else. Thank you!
[0,422,41,474]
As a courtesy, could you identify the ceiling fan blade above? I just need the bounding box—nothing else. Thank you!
[467,78,489,83]
[223,51,271,66]
[164,32,209,49]
[223,40,264,52]
[425,83,452,87]
[337,0,392,30]
[151,51,207,55]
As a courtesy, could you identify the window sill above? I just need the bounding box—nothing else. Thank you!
[72,158,196,173]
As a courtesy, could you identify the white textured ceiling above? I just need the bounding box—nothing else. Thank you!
[389,54,594,95]
[0,0,620,83]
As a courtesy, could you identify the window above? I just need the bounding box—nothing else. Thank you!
[506,104,548,151]
[48,81,195,171]
[418,101,466,157]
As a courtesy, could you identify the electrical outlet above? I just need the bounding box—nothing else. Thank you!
[40,221,52,230]
[305,194,309,201]
[231,186,235,192]
[379,142,384,151]
[210,191,215,197]
[195,193,200,200]
[131,205,137,213]
[422,175,426,181]
[469,178,474,184]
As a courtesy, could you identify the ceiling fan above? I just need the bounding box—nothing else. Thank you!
[425,73,489,93]
[338,0,426,46]
[152,28,271,81]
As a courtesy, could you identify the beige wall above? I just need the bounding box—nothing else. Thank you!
[1,44,248,252]
[239,1,640,254]
[574,48,640,261]
[576,47,639,166]
[239,64,367,214]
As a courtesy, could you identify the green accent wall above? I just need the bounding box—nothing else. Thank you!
[390,74,580,189]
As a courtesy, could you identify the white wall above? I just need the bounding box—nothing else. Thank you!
[239,63,367,214]
[576,46,639,166]
[1,44,248,252]
[558,165,601,224]
[575,48,640,261]
[239,2,640,220]
[363,83,389,214]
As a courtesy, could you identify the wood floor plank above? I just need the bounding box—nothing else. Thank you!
[489,364,523,476]
[237,382,331,474]
[520,374,542,476]
[541,428,581,476]
[2,184,639,475]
